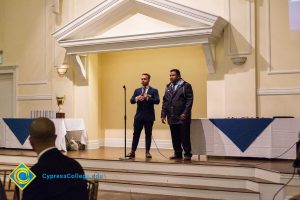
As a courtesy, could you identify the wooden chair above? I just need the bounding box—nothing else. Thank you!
[0,180,8,200]
[0,170,20,200]
[86,179,99,200]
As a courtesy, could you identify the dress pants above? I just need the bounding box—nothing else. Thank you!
[131,120,154,151]
[169,120,192,157]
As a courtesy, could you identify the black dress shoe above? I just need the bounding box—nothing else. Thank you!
[169,155,183,160]
[146,152,152,159]
[183,156,192,161]
[126,152,135,158]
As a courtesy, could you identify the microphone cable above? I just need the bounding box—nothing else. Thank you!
[272,168,296,200]
[253,142,296,167]
[201,143,297,167]
[151,135,170,160]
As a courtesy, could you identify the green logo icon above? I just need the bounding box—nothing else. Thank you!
[9,162,36,190]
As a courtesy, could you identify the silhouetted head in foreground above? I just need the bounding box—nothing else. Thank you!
[29,117,57,155]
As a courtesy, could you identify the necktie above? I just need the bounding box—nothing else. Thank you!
[171,83,176,93]
[142,87,146,95]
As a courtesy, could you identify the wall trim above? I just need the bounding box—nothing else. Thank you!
[16,95,53,101]
[87,139,102,149]
[60,29,214,55]
[227,0,252,56]
[104,138,173,149]
[267,70,300,75]
[17,81,48,86]
[267,0,300,74]
[257,88,300,96]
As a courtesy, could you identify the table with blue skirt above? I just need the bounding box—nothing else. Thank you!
[0,118,87,151]
[190,118,300,159]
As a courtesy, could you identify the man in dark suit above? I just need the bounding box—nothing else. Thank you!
[127,73,160,159]
[161,69,194,161]
[22,117,88,200]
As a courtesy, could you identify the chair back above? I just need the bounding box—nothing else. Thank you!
[0,170,20,200]
[86,179,99,200]
[0,180,7,200]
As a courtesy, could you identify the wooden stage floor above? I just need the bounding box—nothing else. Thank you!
[0,147,296,174]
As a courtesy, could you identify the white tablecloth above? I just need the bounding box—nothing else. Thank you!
[64,118,87,145]
[190,118,300,159]
[0,118,87,152]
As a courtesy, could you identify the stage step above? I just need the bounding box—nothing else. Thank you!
[84,167,274,190]
[81,162,284,200]
[99,190,222,200]
[97,179,260,200]
[77,159,282,182]
[0,156,289,200]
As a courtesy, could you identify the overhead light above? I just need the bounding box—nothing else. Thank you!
[56,64,69,76]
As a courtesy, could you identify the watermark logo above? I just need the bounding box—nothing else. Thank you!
[9,162,36,190]
[42,172,104,180]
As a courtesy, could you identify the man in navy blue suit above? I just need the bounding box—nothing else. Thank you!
[127,73,160,159]
[22,118,88,200]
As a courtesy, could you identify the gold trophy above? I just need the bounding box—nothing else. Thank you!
[56,96,65,118]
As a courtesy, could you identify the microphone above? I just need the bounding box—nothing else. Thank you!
[123,85,126,89]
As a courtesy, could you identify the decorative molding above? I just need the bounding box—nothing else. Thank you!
[267,70,300,75]
[60,28,215,48]
[87,139,102,149]
[202,43,215,73]
[53,0,225,41]
[53,0,228,73]
[0,66,17,70]
[17,81,48,86]
[62,29,213,55]
[53,0,122,41]
[139,0,219,25]
[104,138,173,149]
[257,88,300,96]
[16,95,53,101]
[227,0,252,56]
[51,0,60,14]
[74,54,87,79]
[267,0,300,74]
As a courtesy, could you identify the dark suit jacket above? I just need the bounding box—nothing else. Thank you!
[161,80,193,124]
[22,148,88,200]
[130,86,160,121]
